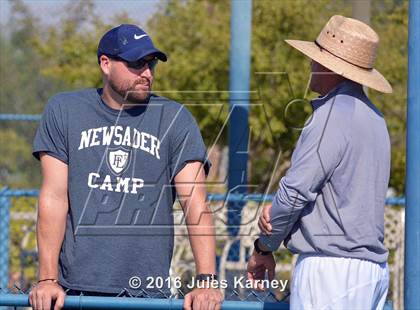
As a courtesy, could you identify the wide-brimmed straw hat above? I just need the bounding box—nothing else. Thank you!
[286,15,392,93]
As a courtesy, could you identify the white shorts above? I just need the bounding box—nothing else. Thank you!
[290,255,389,310]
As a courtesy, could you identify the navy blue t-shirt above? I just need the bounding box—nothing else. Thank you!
[33,88,210,294]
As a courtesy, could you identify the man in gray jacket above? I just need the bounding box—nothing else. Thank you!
[247,15,392,310]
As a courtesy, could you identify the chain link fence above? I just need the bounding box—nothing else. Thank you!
[0,189,405,309]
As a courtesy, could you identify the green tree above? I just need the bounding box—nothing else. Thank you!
[0,0,135,188]
[148,0,407,194]
[149,0,351,191]
[0,0,61,188]
[32,0,137,89]
[1,0,408,194]
[371,0,408,194]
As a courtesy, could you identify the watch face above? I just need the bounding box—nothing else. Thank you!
[196,274,218,281]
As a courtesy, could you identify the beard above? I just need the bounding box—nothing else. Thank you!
[109,77,152,104]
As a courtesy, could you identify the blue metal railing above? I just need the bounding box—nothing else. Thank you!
[405,1,420,308]
[228,0,252,262]
[0,114,42,122]
[0,292,396,309]
[0,188,406,204]
[0,189,10,293]
[0,293,289,309]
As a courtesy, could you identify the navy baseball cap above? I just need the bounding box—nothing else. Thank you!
[97,24,167,63]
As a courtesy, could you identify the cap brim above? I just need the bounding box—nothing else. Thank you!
[285,39,392,94]
[119,46,167,62]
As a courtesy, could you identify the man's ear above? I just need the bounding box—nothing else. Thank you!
[99,55,112,75]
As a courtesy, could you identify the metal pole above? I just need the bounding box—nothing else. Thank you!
[227,0,252,261]
[405,1,420,309]
[352,0,371,24]
[0,294,290,309]
[0,188,10,293]
[352,0,371,95]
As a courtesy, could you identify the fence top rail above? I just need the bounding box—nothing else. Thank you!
[0,293,289,310]
[0,114,42,122]
[0,188,406,205]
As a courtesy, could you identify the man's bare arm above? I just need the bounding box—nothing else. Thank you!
[37,153,68,279]
[175,161,222,310]
[174,161,216,274]
[29,153,68,310]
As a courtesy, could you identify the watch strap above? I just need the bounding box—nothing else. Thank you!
[254,238,272,256]
[195,274,218,282]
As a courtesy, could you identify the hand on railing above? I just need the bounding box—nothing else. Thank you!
[29,280,65,310]
[184,287,223,310]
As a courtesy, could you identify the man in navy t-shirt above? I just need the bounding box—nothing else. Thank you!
[30,24,222,310]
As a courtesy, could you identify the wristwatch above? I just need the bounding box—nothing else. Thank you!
[254,238,272,256]
[195,273,218,282]
[194,273,219,289]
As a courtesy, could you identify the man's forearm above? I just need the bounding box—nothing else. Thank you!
[37,192,68,279]
[174,162,217,274]
[185,204,217,274]
[256,239,271,252]
[259,178,307,251]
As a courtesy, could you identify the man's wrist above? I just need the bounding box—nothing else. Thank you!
[195,273,218,282]
[37,278,59,284]
[254,238,272,256]
[194,274,220,289]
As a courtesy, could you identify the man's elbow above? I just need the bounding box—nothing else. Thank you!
[38,190,68,219]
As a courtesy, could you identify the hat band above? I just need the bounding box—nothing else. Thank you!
[314,40,373,70]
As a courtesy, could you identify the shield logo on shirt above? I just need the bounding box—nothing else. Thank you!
[107,147,131,175]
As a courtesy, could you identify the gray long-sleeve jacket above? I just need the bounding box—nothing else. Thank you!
[260,80,390,263]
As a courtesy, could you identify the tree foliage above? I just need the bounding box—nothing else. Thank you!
[0,0,408,194]
[148,0,407,193]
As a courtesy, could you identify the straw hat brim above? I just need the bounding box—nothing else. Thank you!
[285,39,393,94]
